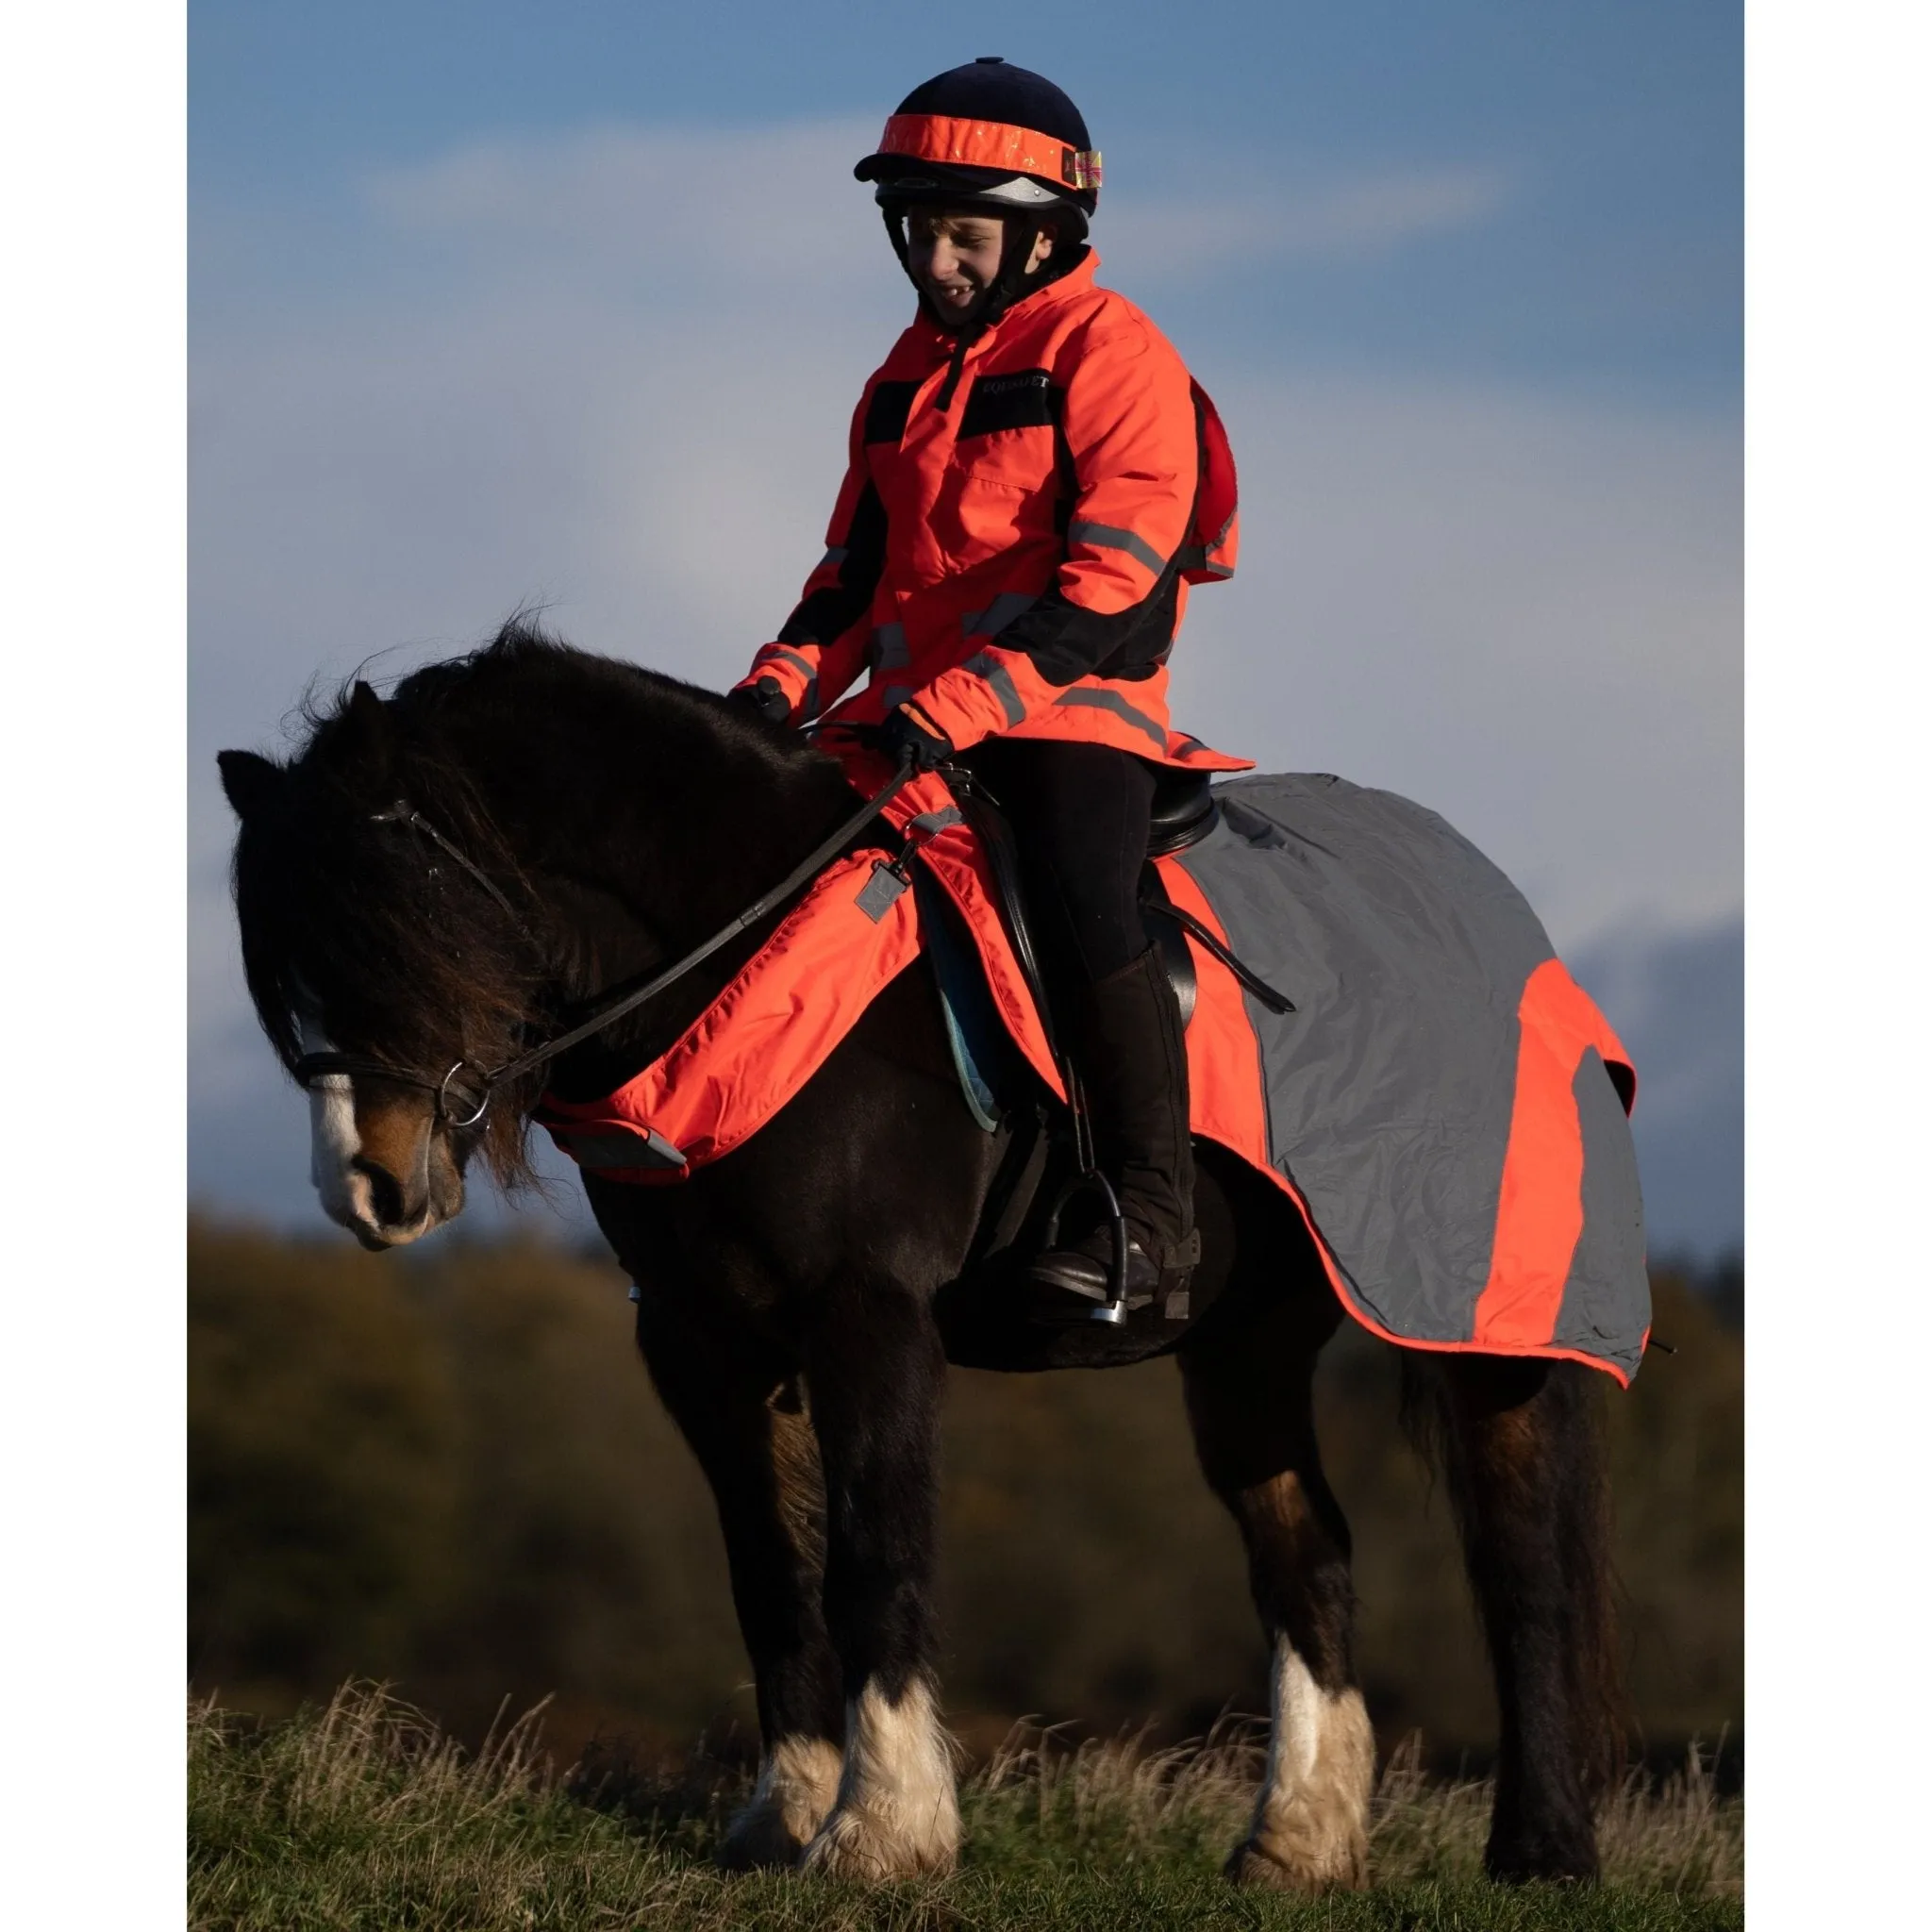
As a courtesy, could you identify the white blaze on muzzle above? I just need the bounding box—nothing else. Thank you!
[298,1008,367,1229]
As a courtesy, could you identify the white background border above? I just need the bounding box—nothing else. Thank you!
[4,0,185,1914]
[1746,1,1927,1922]
[6,0,1925,1918]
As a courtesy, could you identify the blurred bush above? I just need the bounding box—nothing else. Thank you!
[189,1218,1740,1766]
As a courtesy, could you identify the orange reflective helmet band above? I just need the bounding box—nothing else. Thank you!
[874,113,1103,194]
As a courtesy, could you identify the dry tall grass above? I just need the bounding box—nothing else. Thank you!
[958,1717,1740,1894]
[189,1682,1740,1930]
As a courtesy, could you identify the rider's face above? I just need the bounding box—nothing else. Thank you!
[905,208,1055,325]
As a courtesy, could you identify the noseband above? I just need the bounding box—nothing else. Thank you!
[291,756,917,1128]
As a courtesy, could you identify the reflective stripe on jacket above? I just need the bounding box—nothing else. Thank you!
[738,253,1250,771]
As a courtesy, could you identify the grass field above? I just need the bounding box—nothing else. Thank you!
[188,1684,1741,1930]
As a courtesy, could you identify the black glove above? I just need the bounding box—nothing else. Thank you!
[731,676,792,725]
[875,704,955,773]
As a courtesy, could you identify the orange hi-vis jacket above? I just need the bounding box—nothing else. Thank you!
[737,252,1249,771]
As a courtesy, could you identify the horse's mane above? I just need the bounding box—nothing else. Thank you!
[228,619,817,1189]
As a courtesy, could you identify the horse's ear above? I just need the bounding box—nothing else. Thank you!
[338,678,395,773]
[217,749,284,821]
[347,678,388,736]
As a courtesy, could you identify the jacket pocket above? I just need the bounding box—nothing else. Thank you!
[928,457,1055,572]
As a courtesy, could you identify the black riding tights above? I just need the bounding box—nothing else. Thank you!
[958,737,1158,994]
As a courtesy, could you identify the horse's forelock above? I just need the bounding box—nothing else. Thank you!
[233,658,553,1189]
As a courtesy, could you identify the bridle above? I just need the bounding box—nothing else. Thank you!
[291,754,918,1130]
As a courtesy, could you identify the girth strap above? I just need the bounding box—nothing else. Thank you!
[1139,894,1296,1015]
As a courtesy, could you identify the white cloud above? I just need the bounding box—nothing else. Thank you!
[358,121,1509,289]
[363,119,885,291]
[1106,168,1512,275]
[191,120,1735,1220]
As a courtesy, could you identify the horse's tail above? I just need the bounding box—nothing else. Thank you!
[1398,1353,1629,1802]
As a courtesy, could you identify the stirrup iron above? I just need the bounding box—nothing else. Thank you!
[1040,1168,1135,1325]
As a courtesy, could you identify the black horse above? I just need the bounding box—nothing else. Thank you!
[218,623,1623,1888]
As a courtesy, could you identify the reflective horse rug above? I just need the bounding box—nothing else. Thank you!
[1163,775,1646,1382]
[540,763,1650,1384]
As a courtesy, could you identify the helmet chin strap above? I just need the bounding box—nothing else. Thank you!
[883,208,1087,339]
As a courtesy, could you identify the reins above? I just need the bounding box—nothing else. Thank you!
[292,753,918,1128]
[370,803,535,939]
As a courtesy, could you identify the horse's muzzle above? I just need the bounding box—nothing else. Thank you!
[321,1089,466,1248]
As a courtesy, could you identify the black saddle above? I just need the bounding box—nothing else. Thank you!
[1147,767,1220,859]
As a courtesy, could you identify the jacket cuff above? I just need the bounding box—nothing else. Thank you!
[902,684,997,754]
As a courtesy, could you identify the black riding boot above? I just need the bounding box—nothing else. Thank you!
[1030,944,1199,1310]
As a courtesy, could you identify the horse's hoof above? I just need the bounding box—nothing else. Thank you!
[717,1738,842,1871]
[1484,1840,1600,1887]
[801,1805,959,1883]
[716,1804,809,1872]
[1224,1835,1369,1893]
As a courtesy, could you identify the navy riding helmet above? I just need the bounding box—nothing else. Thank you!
[853,56,1101,240]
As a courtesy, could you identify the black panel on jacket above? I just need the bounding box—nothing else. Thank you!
[777,481,889,650]
[958,369,1063,441]
[999,567,1182,688]
[862,381,921,446]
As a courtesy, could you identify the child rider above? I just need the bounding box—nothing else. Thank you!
[733,57,1247,1312]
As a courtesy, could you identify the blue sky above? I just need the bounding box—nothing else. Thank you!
[193,0,1739,403]
[190,0,1741,1249]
